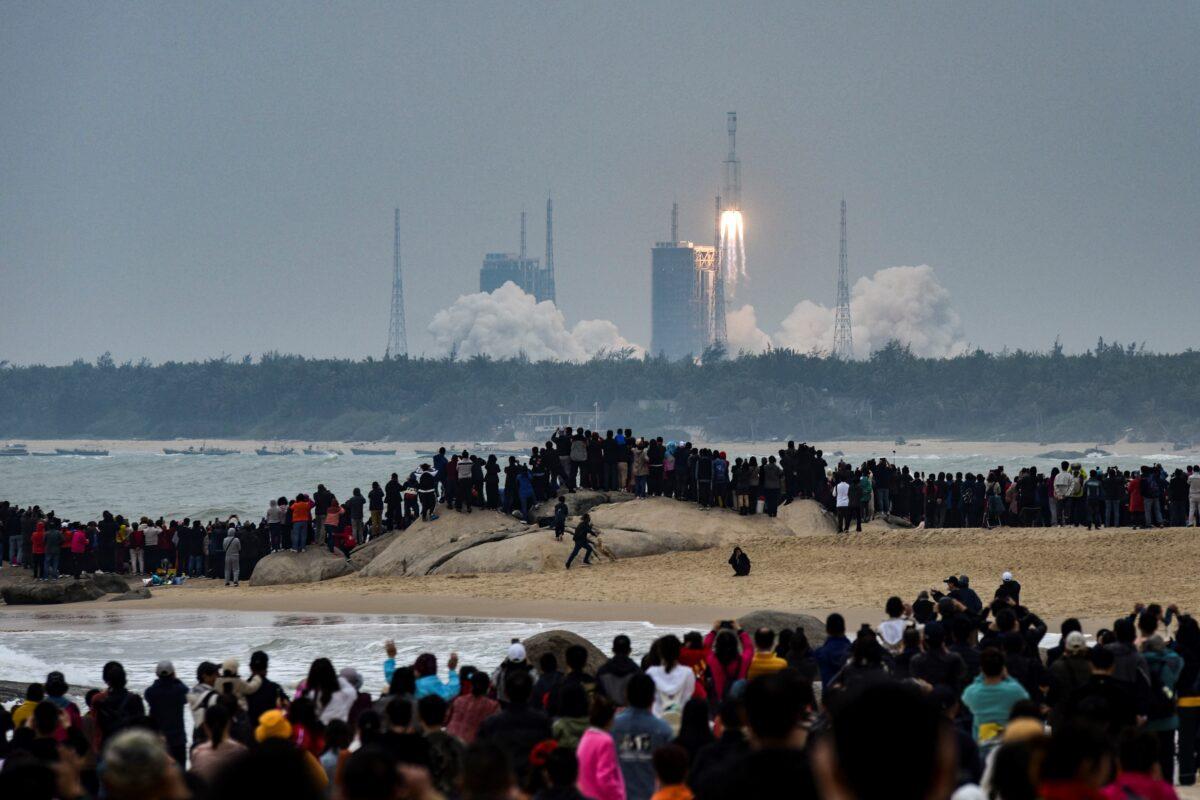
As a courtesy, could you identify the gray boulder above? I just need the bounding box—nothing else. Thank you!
[349,530,399,570]
[250,549,356,586]
[90,573,134,594]
[109,587,152,601]
[736,610,828,647]
[532,490,633,523]
[1,578,106,605]
[522,630,607,675]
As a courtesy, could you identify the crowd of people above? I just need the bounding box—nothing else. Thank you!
[2,573,1199,799]
[3,433,1199,586]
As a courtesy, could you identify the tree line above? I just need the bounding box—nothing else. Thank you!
[0,340,1196,443]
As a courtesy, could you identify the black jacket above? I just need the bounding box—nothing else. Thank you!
[477,704,552,779]
[144,677,188,745]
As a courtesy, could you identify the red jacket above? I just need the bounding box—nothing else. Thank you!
[1127,478,1144,513]
[677,648,709,700]
[31,522,46,555]
[703,629,753,701]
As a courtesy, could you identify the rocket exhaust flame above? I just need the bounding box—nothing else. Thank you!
[718,208,746,291]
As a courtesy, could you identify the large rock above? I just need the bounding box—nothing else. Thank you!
[358,512,532,578]
[1,578,106,605]
[433,526,721,575]
[349,530,399,570]
[736,610,828,647]
[91,573,135,594]
[522,630,607,675]
[109,587,152,601]
[250,549,357,586]
[532,490,633,524]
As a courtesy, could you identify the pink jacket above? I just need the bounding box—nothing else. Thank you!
[703,629,753,701]
[576,727,625,800]
[70,529,88,554]
[1100,773,1178,800]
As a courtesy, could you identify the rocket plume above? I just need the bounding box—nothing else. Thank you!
[718,208,746,292]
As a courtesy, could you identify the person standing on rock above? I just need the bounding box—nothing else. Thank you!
[384,473,402,531]
[223,520,242,586]
[553,496,569,541]
[565,514,598,569]
[456,451,475,513]
[368,481,385,538]
[417,464,440,521]
[344,488,366,545]
[290,494,311,553]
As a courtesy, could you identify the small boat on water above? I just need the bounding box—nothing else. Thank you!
[162,446,239,456]
[255,445,296,456]
[54,447,110,456]
[0,443,30,457]
[303,446,343,456]
[350,446,396,456]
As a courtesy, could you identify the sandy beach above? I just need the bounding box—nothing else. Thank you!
[7,521,1196,633]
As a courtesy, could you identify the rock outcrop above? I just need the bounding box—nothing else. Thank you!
[532,490,633,525]
[736,610,828,647]
[522,630,607,675]
[250,549,357,586]
[349,530,399,570]
[355,496,836,578]
[109,587,152,601]
[1,578,107,605]
[91,573,135,594]
[358,513,533,578]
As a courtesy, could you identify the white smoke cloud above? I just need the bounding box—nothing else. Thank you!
[773,265,967,358]
[724,304,773,354]
[428,281,644,361]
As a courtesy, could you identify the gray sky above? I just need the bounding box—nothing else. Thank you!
[3,1,1198,364]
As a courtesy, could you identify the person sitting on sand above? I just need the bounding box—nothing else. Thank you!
[728,546,750,577]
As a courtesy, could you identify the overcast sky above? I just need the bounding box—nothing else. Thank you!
[2,2,1198,364]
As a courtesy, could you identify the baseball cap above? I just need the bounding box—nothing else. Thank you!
[1002,571,1013,582]
[156,660,175,678]
[944,576,959,586]
[507,643,527,662]
[1064,631,1088,653]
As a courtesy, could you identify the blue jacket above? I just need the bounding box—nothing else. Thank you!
[612,708,673,800]
[415,671,461,702]
[814,635,852,687]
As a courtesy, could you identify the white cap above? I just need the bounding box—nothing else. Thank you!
[1002,571,1013,582]
[506,643,527,662]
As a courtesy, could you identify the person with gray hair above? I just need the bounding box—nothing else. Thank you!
[101,728,187,800]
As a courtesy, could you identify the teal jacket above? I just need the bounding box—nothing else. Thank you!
[1144,647,1184,731]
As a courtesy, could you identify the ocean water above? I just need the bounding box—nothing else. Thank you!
[0,609,670,695]
[0,442,1195,523]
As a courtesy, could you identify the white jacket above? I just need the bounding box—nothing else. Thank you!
[311,677,359,724]
[645,664,695,722]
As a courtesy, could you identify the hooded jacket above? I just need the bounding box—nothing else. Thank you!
[596,655,640,704]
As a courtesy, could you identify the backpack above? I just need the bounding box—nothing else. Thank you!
[1145,658,1176,720]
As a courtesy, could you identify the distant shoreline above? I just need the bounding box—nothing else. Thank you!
[4,436,1197,460]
